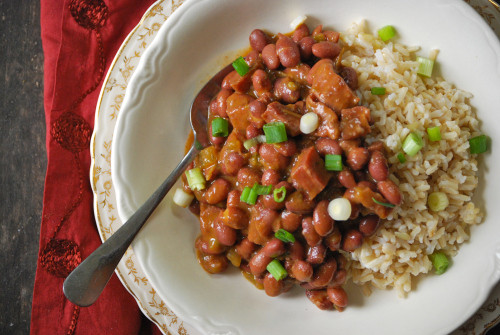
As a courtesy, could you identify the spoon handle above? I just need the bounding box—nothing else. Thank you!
[63,145,198,307]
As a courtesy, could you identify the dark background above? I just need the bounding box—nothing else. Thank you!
[0,0,499,335]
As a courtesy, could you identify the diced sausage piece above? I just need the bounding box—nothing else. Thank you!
[290,146,330,199]
[344,186,393,219]
[222,70,252,93]
[273,77,300,104]
[259,143,289,171]
[340,106,371,140]
[247,203,280,245]
[305,290,334,310]
[262,101,302,136]
[284,64,311,85]
[225,93,254,133]
[306,95,340,140]
[307,59,360,112]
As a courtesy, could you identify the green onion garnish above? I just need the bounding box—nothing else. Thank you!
[253,183,272,196]
[246,187,259,205]
[243,138,259,150]
[372,197,395,208]
[427,126,441,142]
[273,186,287,203]
[397,152,406,163]
[428,191,449,212]
[240,186,251,202]
[232,56,250,76]
[185,168,206,191]
[378,25,397,42]
[417,56,434,77]
[371,87,386,95]
[240,184,271,205]
[402,132,424,157]
[211,117,229,137]
[263,122,288,144]
[469,135,488,154]
[325,154,343,171]
[266,259,288,281]
[429,251,450,275]
[275,229,295,243]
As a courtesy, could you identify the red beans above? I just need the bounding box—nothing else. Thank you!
[377,180,402,205]
[342,229,364,252]
[369,150,389,182]
[249,29,268,52]
[262,238,286,258]
[313,200,334,236]
[273,77,300,104]
[249,251,272,277]
[310,257,337,288]
[315,137,342,156]
[358,214,380,237]
[306,244,327,264]
[324,226,342,251]
[198,252,228,274]
[301,217,322,246]
[327,287,348,309]
[287,241,305,261]
[305,289,334,310]
[338,170,357,189]
[226,190,241,208]
[312,41,341,59]
[205,178,231,205]
[346,147,370,171]
[285,191,316,214]
[261,169,281,186]
[262,44,280,70]
[298,36,315,60]
[221,151,246,175]
[292,23,310,42]
[214,219,237,246]
[259,143,288,171]
[252,69,272,92]
[235,238,256,261]
[280,210,302,232]
[339,66,358,90]
[263,273,283,297]
[276,34,300,68]
[220,206,248,229]
[246,123,261,140]
[210,88,232,118]
[237,167,261,189]
[291,260,313,282]
[330,269,347,288]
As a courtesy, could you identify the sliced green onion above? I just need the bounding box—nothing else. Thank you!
[417,56,434,77]
[173,188,194,208]
[266,259,288,281]
[240,186,258,205]
[263,122,288,143]
[240,186,251,202]
[402,132,424,157]
[427,126,441,142]
[243,138,259,150]
[253,183,272,196]
[185,168,206,191]
[273,186,287,203]
[371,87,386,95]
[397,152,406,163]
[429,251,450,275]
[232,56,250,76]
[275,229,295,243]
[211,117,229,137]
[378,25,397,42]
[469,135,488,154]
[428,191,449,212]
[372,197,395,208]
[325,154,343,171]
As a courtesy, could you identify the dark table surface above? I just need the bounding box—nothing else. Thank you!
[1,1,499,335]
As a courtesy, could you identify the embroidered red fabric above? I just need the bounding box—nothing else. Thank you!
[32,0,162,334]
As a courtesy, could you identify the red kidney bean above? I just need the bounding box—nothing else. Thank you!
[245,49,260,67]
[287,241,305,260]
[291,260,313,282]
[259,143,288,171]
[338,170,357,189]
[312,200,334,236]
[312,24,323,37]
[249,29,268,52]
[249,251,272,277]
[226,190,241,208]
[262,44,280,70]
[306,244,327,264]
[205,178,231,205]
[195,236,225,255]
[261,194,286,210]
[210,88,232,118]
[273,77,300,104]
[280,210,301,232]
[342,229,364,252]
[336,253,347,270]
[261,169,281,186]
[252,69,272,92]
[358,180,377,192]
[310,258,337,288]
[274,140,297,157]
[198,252,228,274]
[339,139,361,155]
[327,287,348,309]
[367,141,385,153]
[292,23,310,42]
[339,66,358,90]
[324,226,342,251]
[349,202,360,220]
[298,36,315,60]
[237,167,261,189]
[346,147,370,170]
[285,191,316,214]
[330,269,347,288]
[301,217,322,246]
[305,289,334,310]
[262,238,286,258]
[312,41,341,59]
[222,70,251,92]
[220,206,248,229]
[377,180,402,205]
[369,150,389,182]
[359,214,380,237]
[221,151,246,175]
[214,219,237,246]
[263,272,283,297]
[315,138,342,156]
[208,121,225,146]
[246,123,262,140]
[276,34,300,68]
[249,99,267,119]
[235,238,256,261]
[323,30,340,43]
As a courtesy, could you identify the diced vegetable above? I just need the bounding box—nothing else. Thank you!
[173,188,194,207]
[185,168,206,191]
[275,229,296,243]
[273,186,287,203]
[243,138,259,150]
[240,183,271,205]
[469,135,488,154]
[371,87,386,95]
[232,56,250,76]
[402,132,423,156]
[290,15,307,30]
[378,25,397,42]
[325,154,343,171]
[372,197,396,208]
[266,259,288,280]
[397,152,406,163]
[253,183,272,195]
[263,122,288,143]
[417,56,434,77]
[299,112,319,134]
[427,126,441,142]
[327,198,352,221]
[212,117,229,137]
[240,186,251,203]
[429,251,450,275]
[428,191,449,212]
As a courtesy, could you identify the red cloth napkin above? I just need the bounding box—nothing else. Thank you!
[31,0,163,334]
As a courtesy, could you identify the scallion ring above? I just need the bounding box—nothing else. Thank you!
[273,186,287,203]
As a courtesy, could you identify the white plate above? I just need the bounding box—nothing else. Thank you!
[110,0,500,334]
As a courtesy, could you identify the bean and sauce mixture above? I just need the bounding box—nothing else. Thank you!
[180,22,403,311]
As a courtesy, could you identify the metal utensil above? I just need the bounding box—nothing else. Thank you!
[63,62,234,307]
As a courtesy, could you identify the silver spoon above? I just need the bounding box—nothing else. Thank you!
[63,62,234,307]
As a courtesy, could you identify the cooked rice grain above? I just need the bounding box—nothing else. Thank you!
[341,21,483,297]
